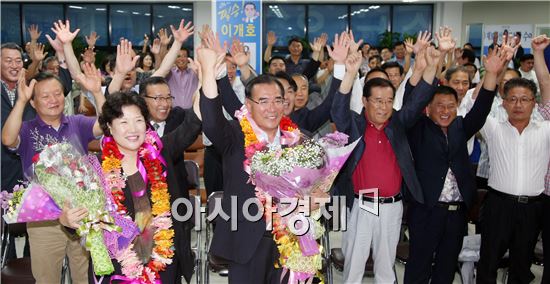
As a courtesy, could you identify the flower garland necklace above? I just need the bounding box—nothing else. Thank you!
[238,112,310,275]
[101,131,174,283]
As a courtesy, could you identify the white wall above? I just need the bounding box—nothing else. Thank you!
[192,1,212,53]
[461,1,550,42]
[433,2,463,44]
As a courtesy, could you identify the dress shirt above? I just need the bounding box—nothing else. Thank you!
[481,115,550,196]
[460,88,544,178]
[151,120,166,137]
[352,121,402,197]
[438,168,463,202]
[167,67,199,109]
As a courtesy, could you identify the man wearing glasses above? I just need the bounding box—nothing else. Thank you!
[138,75,199,279]
[476,77,550,283]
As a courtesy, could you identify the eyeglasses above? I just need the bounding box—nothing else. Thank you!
[368,98,394,108]
[247,97,284,107]
[143,95,175,103]
[504,97,535,105]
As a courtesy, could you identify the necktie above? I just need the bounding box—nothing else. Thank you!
[153,123,160,131]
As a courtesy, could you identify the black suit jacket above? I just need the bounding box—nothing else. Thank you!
[407,86,496,209]
[162,106,193,196]
[200,91,267,264]
[150,109,201,282]
[331,79,436,209]
[1,84,35,191]
[218,75,340,133]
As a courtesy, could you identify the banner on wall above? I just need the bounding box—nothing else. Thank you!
[213,0,262,75]
[482,24,533,55]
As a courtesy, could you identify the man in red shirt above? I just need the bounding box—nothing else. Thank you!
[331,41,441,282]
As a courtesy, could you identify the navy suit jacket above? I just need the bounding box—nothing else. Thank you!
[331,79,436,209]
[407,86,496,209]
[1,84,35,191]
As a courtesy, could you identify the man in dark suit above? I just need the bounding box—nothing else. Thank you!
[1,42,36,261]
[512,32,525,70]
[138,76,197,281]
[1,43,36,192]
[199,43,307,282]
[331,45,439,282]
[404,45,508,283]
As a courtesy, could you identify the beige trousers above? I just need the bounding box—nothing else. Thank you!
[27,221,89,284]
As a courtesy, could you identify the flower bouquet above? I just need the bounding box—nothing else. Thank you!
[236,106,359,283]
[1,142,124,276]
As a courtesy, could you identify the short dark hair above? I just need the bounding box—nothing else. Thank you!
[244,74,285,99]
[445,66,470,83]
[369,55,382,63]
[0,42,23,58]
[431,85,458,103]
[365,67,389,80]
[503,78,537,99]
[138,76,169,97]
[463,43,474,49]
[99,91,150,136]
[381,61,404,75]
[31,72,64,99]
[244,2,256,9]
[363,77,396,99]
[41,56,58,72]
[504,67,521,78]
[268,55,285,67]
[461,49,476,64]
[287,37,302,47]
[274,71,297,92]
[463,62,478,74]
[519,53,534,62]
[393,41,405,49]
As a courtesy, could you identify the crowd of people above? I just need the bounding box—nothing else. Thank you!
[1,16,549,284]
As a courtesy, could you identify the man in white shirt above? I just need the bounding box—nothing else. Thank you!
[518,53,540,97]
[477,78,550,283]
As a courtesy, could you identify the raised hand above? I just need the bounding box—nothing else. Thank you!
[29,43,47,62]
[484,46,507,75]
[170,19,194,43]
[157,28,173,46]
[532,34,550,52]
[198,24,212,43]
[425,46,441,68]
[500,34,518,61]
[413,30,432,55]
[16,71,35,103]
[51,20,80,45]
[413,48,428,71]
[310,33,328,53]
[196,46,220,75]
[45,34,64,53]
[327,31,351,64]
[203,30,227,56]
[267,31,277,46]
[85,31,100,47]
[453,48,463,60]
[405,38,414,55]
[81,47,96,64]
[142,34,149,46]
[230,38,250,67]
[347,30,364,53]
[435,26,456,53]
[115,39,140,75]
[75,62,102,93]
[28,24,42,42]
[150,38,161,55]
[345,50,363,75]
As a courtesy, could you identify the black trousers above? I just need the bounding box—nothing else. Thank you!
[541,195,550,284]
[405,202,467,284]
[203,146,223,198]
[228,235,283,284]
[477,190,542,284]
